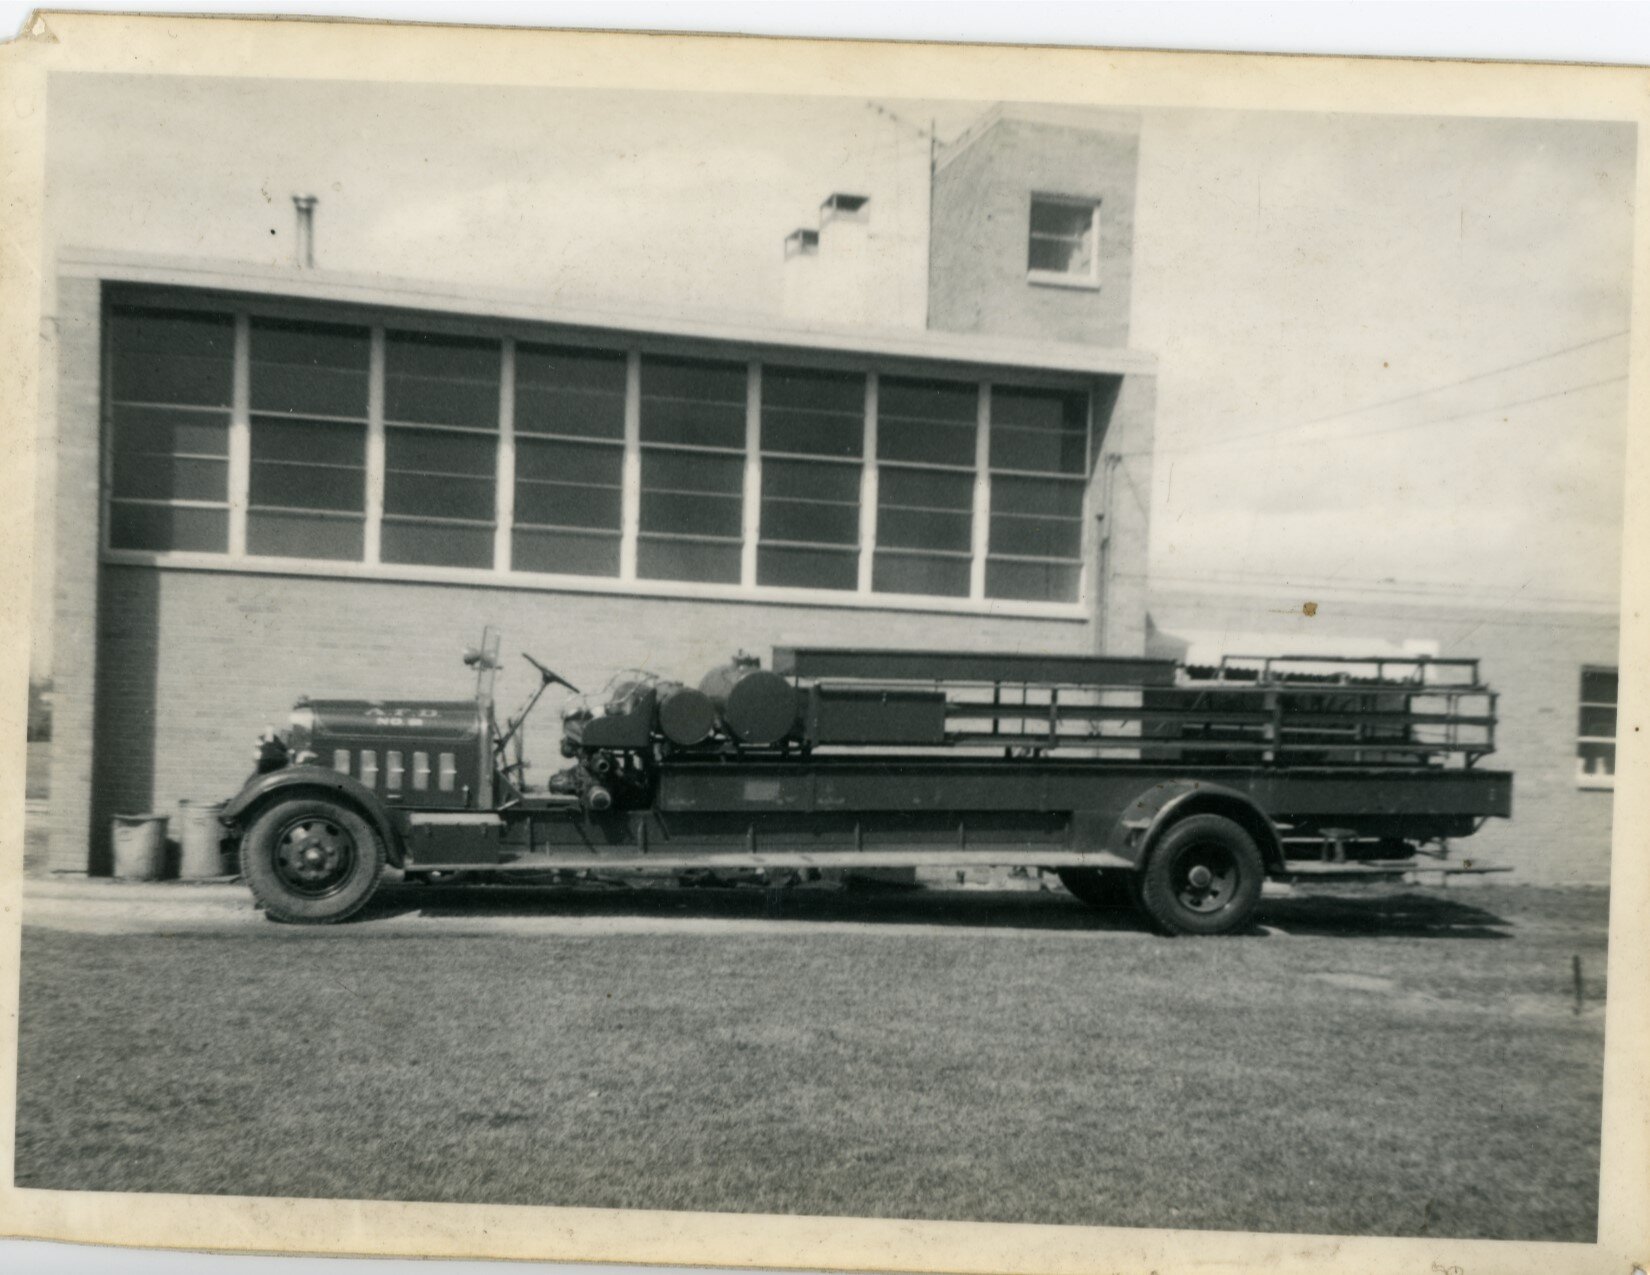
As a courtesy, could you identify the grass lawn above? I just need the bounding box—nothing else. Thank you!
[14,885,1606,1240]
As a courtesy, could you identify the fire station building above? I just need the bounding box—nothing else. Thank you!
[46,106,1157,874]
[40,101,1618,886]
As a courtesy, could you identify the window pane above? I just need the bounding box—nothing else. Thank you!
[991,474,1085,519]
[762,498,860,546]
[637,535,742,583]
[385,427,497,476]
[247,511,365,561]
[111,405,229,460]
[1029,237,1093,274]
[640,356,746,449]
[878,377,977,467]
[638,491,743,539]
[1028,199,1097,276]
[250,459,366,513]
[512,528,622,577]
[762,366,864,459]
[642,448,743,495]
[642,355,746,404]
[515,480,623,530]
[384,472,495,522]
[251,416,366,467]
[384,331,500,429]
[990,423,1088,475]
[515,437,623,487]
[1030,200,1095,237]
[758,545,858,591]
[879,377,977,425]
[250,318,370,418]
[111,454,228,503]
[1581,669,1618,704]
[1579,705,1617,739]
[990,387,1088,474]
[381,519,494,568]
[515,344,627,439]
[877,507,973,553]
[109,503,228,553]
[989,513,1083,559]
[986,558,1081,603]
[763,365,864,413]
[872,551,970,598]
[879,466,974,512]
[763,457,860,504]
[1577,741,1616,778]
[762,406,865,459]
[109,307,234,407]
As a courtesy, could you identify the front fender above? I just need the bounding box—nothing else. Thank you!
[1104,778,1284,872]
[220,765,404,867]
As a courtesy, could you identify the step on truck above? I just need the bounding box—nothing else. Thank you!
[220,629,1513,935]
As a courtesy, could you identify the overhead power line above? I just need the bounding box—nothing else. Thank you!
[1159,329,1629,457]
[1178,373,1628,457]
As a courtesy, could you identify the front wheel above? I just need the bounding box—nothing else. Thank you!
[242,797,385,924]
[1137,813,1265,936]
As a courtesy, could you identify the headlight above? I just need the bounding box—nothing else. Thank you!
[287,705,316,738]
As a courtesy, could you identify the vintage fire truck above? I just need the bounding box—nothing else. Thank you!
[221,629,1512,934]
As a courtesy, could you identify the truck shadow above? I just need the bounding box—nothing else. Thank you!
[358,880,1513,939]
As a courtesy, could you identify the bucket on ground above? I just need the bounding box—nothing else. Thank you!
[112,814,169,881]
[176,799,228,878]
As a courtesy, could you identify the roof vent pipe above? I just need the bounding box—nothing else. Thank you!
[291,194,318,269]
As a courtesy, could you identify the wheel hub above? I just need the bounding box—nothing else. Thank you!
[1175,844,1237,913]
[274,817,357,897]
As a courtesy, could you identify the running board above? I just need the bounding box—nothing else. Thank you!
[1279,860,1512,879]
[404,848,1136,872]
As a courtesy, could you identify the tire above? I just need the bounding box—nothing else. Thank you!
[241,797,385,924]
[1137,813,1265,936]
[1056,867,1136,911]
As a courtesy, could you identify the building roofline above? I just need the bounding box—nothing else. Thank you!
[1148,577,1621,620]
[59,247,1157,379]
[936,103,1144,176]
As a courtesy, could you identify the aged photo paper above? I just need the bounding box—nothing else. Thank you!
[0,10,1646,1275]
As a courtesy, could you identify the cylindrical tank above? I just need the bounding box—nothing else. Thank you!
[112,813,168,881]
[176,799,227,878]
[699,653,797,746]
[656,682,717,747]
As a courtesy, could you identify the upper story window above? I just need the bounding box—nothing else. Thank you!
[512,343,628,579]
[248,318,370,562]
[102,291,1099,613]
[105,305,234,554]
[1027,195,1100,288]
[381,330,501,569]
[1577,666,1618,789]
[637,355,749,585]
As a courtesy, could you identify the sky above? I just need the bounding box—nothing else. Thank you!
[31,75,1636,666]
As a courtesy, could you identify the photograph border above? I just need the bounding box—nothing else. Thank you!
[1,11,1646,1274]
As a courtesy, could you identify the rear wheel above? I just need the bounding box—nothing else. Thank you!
[1138,813,1265,936]
[242,797,384,924]
[1056,867,1135,911]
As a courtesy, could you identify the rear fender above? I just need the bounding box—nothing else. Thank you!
[1105,779,1284,873]
[220,765,405,867]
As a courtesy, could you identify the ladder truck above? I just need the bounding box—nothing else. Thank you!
[221,630,1512,934]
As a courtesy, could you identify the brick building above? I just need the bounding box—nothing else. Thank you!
[39,100,1619,886]
[45,105,1157,874]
